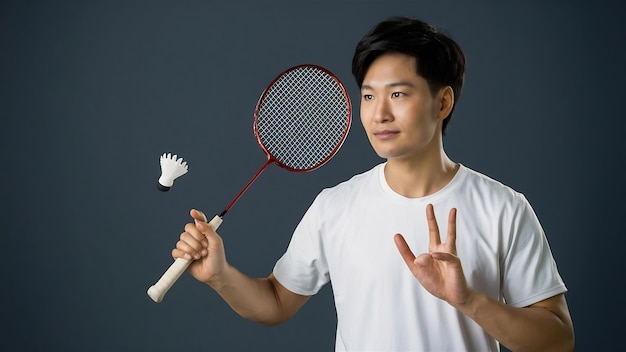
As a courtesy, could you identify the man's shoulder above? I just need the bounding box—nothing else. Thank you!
[318,163,382,199]
[459,164,526,204]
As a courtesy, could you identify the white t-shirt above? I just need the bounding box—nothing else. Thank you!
[273,163,567,351]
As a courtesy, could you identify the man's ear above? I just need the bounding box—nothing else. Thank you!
[438,86,454,120]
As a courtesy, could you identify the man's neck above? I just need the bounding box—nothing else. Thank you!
[383,151,459,199]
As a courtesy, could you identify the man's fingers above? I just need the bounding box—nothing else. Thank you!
[173,233,207,260]
[189,209,219,239]
[180,230,207,250]
[195,219,216,236]
[172,248,193,261]
[394,234,416,268]
[426,203,441,248]
[193,218,224,251]
[447,208,457,254]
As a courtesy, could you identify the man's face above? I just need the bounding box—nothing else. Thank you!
[360,52,444,161]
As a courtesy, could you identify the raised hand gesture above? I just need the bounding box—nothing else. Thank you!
[394,204,472,307]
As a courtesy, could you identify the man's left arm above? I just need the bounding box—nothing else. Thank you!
[456,291,574,352]
[394,204,575,351]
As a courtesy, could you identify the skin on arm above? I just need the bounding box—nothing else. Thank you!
[394,204,575,352]
[173,209,309,326]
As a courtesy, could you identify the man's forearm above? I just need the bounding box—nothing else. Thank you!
[206,265,307,326]
[205,264,285,325]
[455,292,574,352]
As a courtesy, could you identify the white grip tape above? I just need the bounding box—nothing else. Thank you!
[147,215,223,303]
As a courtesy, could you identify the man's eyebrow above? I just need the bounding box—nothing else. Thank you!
[361,81,415,90]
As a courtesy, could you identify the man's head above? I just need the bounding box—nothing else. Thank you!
[352,16,466,134]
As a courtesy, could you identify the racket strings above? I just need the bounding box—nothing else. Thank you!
[256,66,350,170]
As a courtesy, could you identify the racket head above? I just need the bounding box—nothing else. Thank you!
[253,64,352,173]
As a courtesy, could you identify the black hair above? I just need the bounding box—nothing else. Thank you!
[352,16,466,134]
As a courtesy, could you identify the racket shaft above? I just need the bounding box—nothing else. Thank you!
[147,215,223,303]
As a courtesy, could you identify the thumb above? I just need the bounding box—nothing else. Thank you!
[195,218,216,237]
[194,216,224,249]
[193,213,223,237]
[190,208,208,223]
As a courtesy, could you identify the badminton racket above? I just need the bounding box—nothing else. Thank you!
[147,64,352,303]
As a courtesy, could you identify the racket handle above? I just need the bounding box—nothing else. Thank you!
[147,215,223,303]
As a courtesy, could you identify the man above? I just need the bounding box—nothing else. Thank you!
[173,16,575,351]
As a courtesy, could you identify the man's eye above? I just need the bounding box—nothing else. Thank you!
[363,94,373,101]
[392,92,403,98]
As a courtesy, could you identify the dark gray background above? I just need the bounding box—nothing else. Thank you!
[1,1,624,351]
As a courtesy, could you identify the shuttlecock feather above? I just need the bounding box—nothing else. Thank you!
[157,153,189,192]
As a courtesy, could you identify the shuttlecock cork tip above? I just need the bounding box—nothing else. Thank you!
[157,182,172,192]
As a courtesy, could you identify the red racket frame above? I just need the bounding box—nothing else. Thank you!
[220,64,352,217]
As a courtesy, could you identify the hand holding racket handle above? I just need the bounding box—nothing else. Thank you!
[147,215,224,303]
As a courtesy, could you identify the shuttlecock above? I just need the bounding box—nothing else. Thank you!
[157,153,189,192]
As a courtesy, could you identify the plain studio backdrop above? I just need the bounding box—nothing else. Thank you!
[1,1,624,351]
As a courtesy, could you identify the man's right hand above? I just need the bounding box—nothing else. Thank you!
[172,209,227,286]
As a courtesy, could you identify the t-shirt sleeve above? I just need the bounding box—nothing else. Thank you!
[273,193,330,296]
[501,195,567,307]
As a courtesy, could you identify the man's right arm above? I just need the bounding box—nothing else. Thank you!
[173,209,309,325]
[209,268,310,326]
